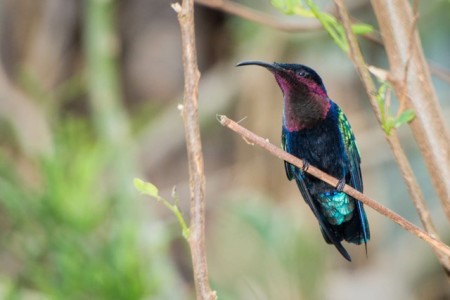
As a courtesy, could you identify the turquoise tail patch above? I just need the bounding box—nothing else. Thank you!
[317,192,355,225]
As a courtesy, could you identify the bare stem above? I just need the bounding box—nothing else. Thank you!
[194,0,323,32]
[333,0,450,273]
[218,115,450,259]
[172,1,216,300]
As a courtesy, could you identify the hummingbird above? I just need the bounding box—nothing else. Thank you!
[237,61,370,261]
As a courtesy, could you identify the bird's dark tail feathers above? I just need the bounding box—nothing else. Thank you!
[292,172,368,262]
[319,199,370,261]
[319,226,351,261]
[343,200,370,245]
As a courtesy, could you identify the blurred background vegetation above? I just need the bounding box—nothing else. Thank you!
[0,0,448,299]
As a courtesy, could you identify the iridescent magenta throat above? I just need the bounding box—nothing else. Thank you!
[276,74,330,131]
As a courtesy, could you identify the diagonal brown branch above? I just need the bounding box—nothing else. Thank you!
[218,115,450,259]
[172,1,217,300]
[333,0,450,273]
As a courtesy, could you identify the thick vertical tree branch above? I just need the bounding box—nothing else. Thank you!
[218,115,450,258]
[333,0,450,273]
[172,2,216,300]
[370,0,450,220]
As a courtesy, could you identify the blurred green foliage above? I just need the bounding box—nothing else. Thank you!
[0,119,155,299]
[0,0,183,298]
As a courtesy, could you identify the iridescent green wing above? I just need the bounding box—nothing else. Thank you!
[337,107,363,192]
[337,106,370,243]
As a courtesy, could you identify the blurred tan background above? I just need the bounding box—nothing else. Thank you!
[0,0,449,299]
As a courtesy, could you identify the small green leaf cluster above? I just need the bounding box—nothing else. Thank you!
[376,82,416,135]
[134,178,190,239]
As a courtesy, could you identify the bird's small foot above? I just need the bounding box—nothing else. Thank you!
[302,159,310,172]
[335,178,346,192]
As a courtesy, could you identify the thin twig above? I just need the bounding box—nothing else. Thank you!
[172,1,217,300]
[429,61,450,83]
[194,0,323,31]
[218,115,450,258]
[396,0,419,117]
[361,29,450,85]
[334,0,450,273]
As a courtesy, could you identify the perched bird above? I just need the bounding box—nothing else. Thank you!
[237,61,370,261]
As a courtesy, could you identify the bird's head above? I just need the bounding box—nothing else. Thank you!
[236,61,331,130]
[236,61,328,99]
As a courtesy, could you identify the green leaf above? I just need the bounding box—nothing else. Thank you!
[382,118,395,135]
[351,23,373,35]
[375,82,388,121]
[271,0,301,14]
[305,0,349,52]
[374,82,394,135]
[394,109,416,128]
[133,178,159,198]
[133,178,190,239]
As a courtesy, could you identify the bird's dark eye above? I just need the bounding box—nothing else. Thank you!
[298,70,308,78]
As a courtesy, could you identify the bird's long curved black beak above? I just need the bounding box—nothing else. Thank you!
[236,61,283,72]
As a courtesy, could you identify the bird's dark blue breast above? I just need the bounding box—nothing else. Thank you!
[283,103,348,194]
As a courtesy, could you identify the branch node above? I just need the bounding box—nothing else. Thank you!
[171,2,182,13]
[242,136,255,146]
[368,65,390,81]
[216,114,229,126]
[236,116,248,124]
